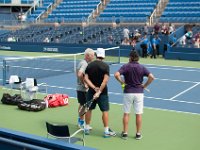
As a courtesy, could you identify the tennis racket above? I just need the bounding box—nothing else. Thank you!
[79,99,94,116]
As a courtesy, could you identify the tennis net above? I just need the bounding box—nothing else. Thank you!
[2,46,120,85]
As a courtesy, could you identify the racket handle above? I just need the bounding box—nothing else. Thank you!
[144,88,150,92]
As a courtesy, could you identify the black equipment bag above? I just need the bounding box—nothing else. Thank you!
[18,99,46,112]
[1,93,23,105]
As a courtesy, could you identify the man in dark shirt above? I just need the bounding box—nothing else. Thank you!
[84,48,116,138]
[115,50,154,140]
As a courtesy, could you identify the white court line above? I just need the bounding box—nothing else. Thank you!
[120,62,200,70]
[110,74,199,84]
[146,66,200,72]
[144,63,200,70]
[169,82,200,100]
[108,91,200,105]
[153,78,199,84]
[118,62,200,72]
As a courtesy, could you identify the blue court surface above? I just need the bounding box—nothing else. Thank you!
[0,56,200,115]
[33,64,200,115]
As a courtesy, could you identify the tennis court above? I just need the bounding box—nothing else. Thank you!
[29,63,200,114]
[0,50,200,150]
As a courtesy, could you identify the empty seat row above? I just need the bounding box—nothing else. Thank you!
[160,17,200,23]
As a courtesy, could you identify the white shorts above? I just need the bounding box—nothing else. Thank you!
[123,93,144,114]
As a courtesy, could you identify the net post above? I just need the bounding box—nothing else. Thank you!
[74,54,77,73]
[118,46,120,63]
[2,59,6,86]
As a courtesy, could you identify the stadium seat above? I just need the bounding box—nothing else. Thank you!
[46,122,85,146]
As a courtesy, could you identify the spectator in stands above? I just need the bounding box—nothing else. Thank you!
[21,13,27,22]
[153,23,160,34]
[108,35,113,44]
[55,37,59,43]
[140,34,149,58]
[122,38,130,45]
[7,36,16,42]
[185,28,193,45]
[179,35,186,46]
[43,37,50,43]
[131,37,137,48]
[168,23,175,34]
[123,27,130,42]
[134,29,141,39]
[143,23,149,35]
[194,32,200,48]
[185,29,193,40]
[161,23,168,35]
[17,13,22,23]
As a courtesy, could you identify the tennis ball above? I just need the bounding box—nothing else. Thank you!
[121,83,125,90]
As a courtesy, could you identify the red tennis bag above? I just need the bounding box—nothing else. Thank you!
[44,94,69,108]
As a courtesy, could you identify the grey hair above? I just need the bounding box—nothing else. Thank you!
[85,48,94,56]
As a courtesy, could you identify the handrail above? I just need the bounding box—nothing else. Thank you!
[87,1,102,24]
[24,0,40,17]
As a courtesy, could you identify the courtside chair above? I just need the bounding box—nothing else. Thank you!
[46,122,85,146]
[21,78,47,100]
[8,75,23,95]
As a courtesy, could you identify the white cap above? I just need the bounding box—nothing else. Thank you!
[96,48,105,58]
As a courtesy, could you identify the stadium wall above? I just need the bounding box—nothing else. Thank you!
[0,128,96,150]
[0,42,132,57]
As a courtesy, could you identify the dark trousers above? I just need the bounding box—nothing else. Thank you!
[151,45,157,58]
[156,44,160,56]
[141,44,148,58]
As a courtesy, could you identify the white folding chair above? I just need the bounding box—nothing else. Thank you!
[22,78,47,100]
[8,75,23,95]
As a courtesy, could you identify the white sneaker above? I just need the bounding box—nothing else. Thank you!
[87,125,92,130]
[84,125,92,130]
[104,128,116,138]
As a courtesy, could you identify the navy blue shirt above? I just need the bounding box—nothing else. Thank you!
[118,62,150,93]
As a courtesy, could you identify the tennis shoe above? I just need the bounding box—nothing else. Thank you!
[78,118,85,128]
[84,128,90,135]
[87,125,92,130]
[104,128,116,138]
[135,133,142,140]
[121,132,128,140]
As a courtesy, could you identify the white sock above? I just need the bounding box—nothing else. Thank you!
[104,127,109,133]
[85,124,90,129]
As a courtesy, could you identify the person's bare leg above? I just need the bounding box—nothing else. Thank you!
[123,113,130,133]
[102,111,109,127]
[136,114,142,134]
[85,110,92,127]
